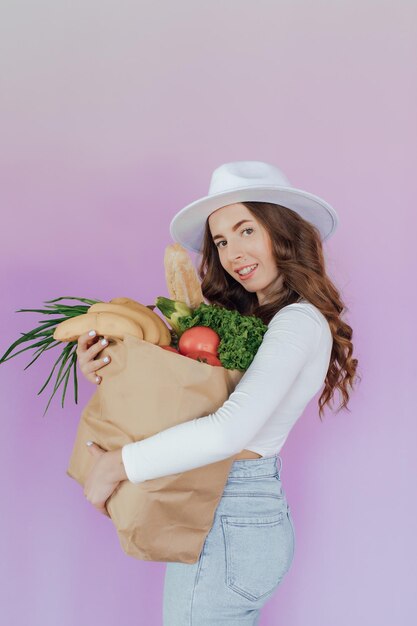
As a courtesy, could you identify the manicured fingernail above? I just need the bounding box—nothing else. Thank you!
[100,338,108,346]
[86,441,93,446]
[95,376,101,383]
[103,356,110,363]
[89,330,96,337]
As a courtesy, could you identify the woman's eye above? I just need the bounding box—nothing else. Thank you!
[215,227,253,249]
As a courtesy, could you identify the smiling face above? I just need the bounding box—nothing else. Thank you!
[208,203,284,305]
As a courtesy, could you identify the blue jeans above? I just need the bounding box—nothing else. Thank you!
[162,454,296,625]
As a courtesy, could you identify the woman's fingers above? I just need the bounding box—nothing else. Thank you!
[76,330,111,384]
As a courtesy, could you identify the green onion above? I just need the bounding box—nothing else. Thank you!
[0,296,101,415]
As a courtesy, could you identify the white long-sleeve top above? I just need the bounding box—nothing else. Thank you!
[121,300,333,483]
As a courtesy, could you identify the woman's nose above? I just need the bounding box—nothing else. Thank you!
[226,243,244,263]
[228,251,244,265]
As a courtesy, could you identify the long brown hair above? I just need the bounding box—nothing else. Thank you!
[198,201,360,420]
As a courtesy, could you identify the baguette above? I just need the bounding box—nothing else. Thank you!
[164,243,205,309]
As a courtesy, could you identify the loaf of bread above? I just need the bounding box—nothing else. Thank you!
[164,243,205,309]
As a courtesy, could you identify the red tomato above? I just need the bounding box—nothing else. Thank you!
[186,350,222,367]
[178,326,220,357]
[161,346,180,353]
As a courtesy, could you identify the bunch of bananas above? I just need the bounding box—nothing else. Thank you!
[53,297,172,346]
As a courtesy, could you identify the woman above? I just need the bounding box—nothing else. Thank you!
[78,161,359,624]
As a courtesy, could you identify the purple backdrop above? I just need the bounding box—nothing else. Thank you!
[1,1,416,625]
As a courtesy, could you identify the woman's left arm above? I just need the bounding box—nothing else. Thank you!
[121,304,325,484]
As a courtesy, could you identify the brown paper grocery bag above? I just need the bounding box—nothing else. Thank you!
[67,334,244,564]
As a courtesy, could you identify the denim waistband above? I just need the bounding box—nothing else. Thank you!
[227,453,282,479]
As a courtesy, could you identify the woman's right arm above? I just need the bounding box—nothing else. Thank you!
[76,330,112,385]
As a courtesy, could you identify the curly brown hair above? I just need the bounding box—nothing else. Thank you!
[197,201,360,420]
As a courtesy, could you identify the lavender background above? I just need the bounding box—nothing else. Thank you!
[1,1,416,625]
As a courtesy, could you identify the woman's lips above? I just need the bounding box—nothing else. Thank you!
[237,264,258,280]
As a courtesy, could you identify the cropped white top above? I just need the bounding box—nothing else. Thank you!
[121,300,333,483]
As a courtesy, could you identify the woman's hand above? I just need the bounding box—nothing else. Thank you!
[84,442,128,517]
[76,330,111,385]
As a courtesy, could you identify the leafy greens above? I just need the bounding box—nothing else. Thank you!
[177,303,268,371]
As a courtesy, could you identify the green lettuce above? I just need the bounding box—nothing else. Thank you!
[177,303,268,371]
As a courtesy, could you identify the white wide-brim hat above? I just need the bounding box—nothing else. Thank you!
[170,160,339,253]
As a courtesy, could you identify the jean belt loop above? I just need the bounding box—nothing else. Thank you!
[275,454,282,480]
